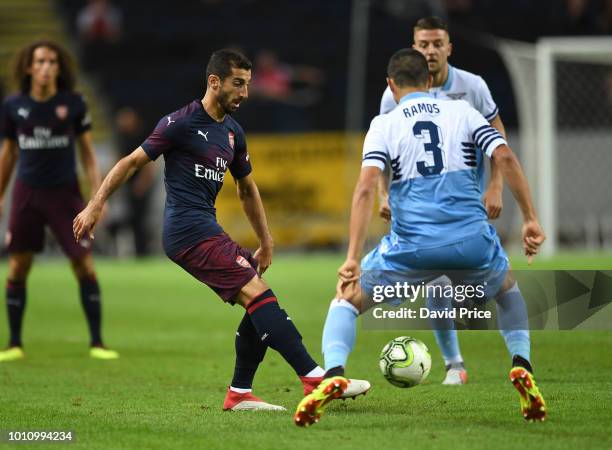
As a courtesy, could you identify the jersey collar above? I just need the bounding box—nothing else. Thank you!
[441,64,454,91]
[399,92,433,104]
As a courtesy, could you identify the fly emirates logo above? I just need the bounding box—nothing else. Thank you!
[194,157,227,182]
[19,127,69,150]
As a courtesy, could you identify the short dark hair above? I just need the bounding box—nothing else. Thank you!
[205,48,252,82]
[414,16,449,33]
[387,48,429,88]
[14,40,76,93]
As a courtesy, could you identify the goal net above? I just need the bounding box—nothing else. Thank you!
[498,37,612,255]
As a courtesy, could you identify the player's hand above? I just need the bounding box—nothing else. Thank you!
[73,201,103,242]
[521,219,545,265]
[483,187,503,220]
[253,241,274,276]
[379,195,391,222]
[338,258,360,283]
[336,278,360,302]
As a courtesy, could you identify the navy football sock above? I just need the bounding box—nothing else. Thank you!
[247,289,318,377]
[512,355,534,374]
[6,280,26,347]
[231,312,268,389]
[79,277,103,347]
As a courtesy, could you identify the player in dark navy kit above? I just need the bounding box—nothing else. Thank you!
[74,49,369,410]
[0,40,118,361]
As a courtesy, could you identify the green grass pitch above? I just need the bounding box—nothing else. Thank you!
[1,253,611,449]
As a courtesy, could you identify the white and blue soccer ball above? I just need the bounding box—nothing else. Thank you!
[379,336,432,388]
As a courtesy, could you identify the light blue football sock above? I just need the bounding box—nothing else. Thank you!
[322,299,359,370]
[427,279,463,366]
[496,282,530,361]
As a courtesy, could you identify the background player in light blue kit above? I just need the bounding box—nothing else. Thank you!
[295,49,546,427]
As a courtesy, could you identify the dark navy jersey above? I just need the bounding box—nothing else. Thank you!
[0,91,91,187]
[141,100,252,258]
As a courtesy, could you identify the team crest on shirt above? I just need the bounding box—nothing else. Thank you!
[236,255,250,268]
[55,105,68,120]
[228,131,235,150]
[447,92,466,100]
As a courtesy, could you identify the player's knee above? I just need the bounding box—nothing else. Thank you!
[8,256,32,281]
[496,271,517,297]
[331,295,362,314]
[236,276,270,308]
[335,280,364,312]
[70,256,96,280]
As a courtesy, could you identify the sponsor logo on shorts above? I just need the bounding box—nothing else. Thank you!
[236,255,250,268]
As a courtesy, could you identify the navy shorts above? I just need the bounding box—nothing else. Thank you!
[6,179,91,258]
[171,233,258,303]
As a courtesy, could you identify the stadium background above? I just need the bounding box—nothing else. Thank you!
[1,2,612,449]
[1,0,610,255]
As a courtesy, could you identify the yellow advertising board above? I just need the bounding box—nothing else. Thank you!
[216,132,387,248]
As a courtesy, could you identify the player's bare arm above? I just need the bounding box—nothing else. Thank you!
[235,174,274,275]
[0,138,18,217]
[76,131,102,198]
[491,144,545,263]
[377,165,392,222]
[341,166,381,284]
[73,146,150,241]
[483,114,507,219]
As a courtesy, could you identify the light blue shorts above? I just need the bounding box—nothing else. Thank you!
[360,225,509,306]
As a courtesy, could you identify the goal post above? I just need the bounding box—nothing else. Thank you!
[498,36,612,256]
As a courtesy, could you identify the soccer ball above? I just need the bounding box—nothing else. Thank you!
[379,336,432,388]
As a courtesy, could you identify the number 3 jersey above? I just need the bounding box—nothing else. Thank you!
[362,92,506,250]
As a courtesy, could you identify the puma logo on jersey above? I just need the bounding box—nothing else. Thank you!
[198,130,209,141]
[166,116,175,126]
[17,108,30,119]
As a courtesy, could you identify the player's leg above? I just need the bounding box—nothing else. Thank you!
[1,180,43,362]
[223,307,283,411]
[294,280,370,427]
[69,253,118,360]
[426,276,467,385]
[235,276,325,382]
[494,273,531,369]
[44,182,118,359]
[171,233,322,410]
[321,279,366,377]
[0,253,33,362]
[462,228,545,421]
[493,272,546,421]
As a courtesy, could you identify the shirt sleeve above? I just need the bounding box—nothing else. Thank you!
[467,106,506,158]
[362,116,388,170]
[379,86,397,115]
[141,114,179,161]
[74,95,92,135]
[0,99,16,140]
[229,127,252,180]
[474,76,499,122]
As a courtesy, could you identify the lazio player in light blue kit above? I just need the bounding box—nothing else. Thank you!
[379,17,508,385]
[294,49,546,427]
